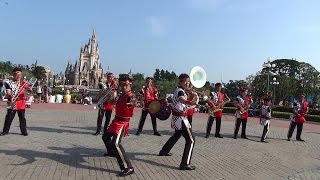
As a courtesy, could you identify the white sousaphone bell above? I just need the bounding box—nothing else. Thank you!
[190,66,207,103]
[190,66,207,89]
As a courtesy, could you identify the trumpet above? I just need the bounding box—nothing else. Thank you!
[96,80,118,109]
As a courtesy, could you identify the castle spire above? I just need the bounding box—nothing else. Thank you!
[92,28,96,39]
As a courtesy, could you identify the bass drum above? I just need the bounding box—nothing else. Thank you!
[148,99,172,120]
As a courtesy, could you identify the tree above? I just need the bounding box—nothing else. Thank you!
[224,80,247,100]
[0,61,13,75]
[132,73,144,81]
[32,66,47,80]
[169,71,177,81]
[251,59,320,104]
[154,69,160,80]
[160,69,165,80]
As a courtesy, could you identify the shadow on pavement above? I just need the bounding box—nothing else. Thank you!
[0,146,118,174]
[60,125,96,132]
[0,145,179,173]
[28,126,95,135]
[127,152,179,170]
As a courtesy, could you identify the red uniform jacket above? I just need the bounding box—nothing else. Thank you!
[6,80,30,110]
[186,92,195,116]
[103,102,114,110]
[142,87,157,108]
[294,101,309,123]
[215,92,224,118]
[107,92,134,137]
[236,95,251,119]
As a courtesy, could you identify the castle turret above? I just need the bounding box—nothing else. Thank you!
[65,61,70,74]
[74,61,79,85]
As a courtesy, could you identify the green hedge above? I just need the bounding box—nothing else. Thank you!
[221,107,320,122]
[70,93,82,101]
[272,106,320,116]
[222,107,236,114]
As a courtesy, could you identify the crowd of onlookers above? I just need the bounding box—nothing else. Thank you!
[0,79,92,108]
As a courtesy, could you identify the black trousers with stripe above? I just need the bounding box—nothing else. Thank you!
[96,109,112,134]
[2,109,27,134]
[159,122,195,166]
[102,127,133,170]
[261,121,270,141]
[287,121,303,140]
[187,116,192,126]
[137,109,158,133]
[206,116,222,136]
[234,118,247,138]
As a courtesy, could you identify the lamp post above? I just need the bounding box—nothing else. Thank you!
[263,59,276,92]
[270,77,279,104]
[49,77,52,87]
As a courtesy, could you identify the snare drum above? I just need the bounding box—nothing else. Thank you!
[148,99,172,120]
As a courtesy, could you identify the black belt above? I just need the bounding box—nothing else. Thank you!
[172,111,187,117]
[115,115,130,121]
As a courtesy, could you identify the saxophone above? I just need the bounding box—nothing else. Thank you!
[237,95,252,115]
[239,103,251,115]
[209,99,230,113]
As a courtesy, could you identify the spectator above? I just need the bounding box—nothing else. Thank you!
[48,94,56,103]
[65,90,71,103]
[83,95,92,105]
[36,83,42,103]
[43,85,48,103]
[0,79,3,100]
[56,94,63,103]
[26,95,34,108]
[72,97,78,104]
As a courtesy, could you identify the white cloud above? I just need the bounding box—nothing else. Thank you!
[296,25,320,32]
[145,16,167,36]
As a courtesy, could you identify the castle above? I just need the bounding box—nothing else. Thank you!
[64,29,104,88]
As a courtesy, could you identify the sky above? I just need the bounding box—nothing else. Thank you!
[1,0,320,83]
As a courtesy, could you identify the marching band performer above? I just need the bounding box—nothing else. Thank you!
[0,68,31,136]
[94,73,117,136]
[101,74,137,176]
[260,97,272,143]
[233,87,253,139]
[205,83,230,138]
[159,73,197,170]
[135,77,161,136]
[287,93,309,142]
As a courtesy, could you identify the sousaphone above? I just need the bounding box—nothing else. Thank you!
[190,66,207,88]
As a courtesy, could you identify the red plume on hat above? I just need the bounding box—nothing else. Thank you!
[215,82,222,87]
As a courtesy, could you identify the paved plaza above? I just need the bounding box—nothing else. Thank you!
[0,102,319,180]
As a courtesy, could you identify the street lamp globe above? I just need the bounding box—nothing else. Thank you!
[263,62,270,68]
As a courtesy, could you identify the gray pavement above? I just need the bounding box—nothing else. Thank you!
[0,107,320,180]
